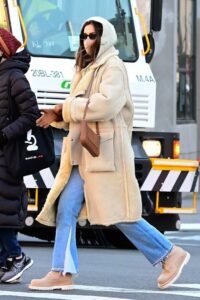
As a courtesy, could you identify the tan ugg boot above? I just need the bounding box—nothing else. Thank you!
[29,271,74,290]
[157,246,190,289]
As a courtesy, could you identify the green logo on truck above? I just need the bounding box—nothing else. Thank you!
[61,80,71,89]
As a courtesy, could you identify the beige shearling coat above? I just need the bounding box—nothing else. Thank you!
[36,17,142,227]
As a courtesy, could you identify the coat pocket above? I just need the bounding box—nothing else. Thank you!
[85,131,115,172]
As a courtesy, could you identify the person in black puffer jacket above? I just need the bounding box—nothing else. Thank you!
[0,28,40,283]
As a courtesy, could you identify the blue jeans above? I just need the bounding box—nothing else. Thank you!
[52,167,173,274]
[0,229,22,267]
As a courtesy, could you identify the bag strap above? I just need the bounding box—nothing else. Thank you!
[82,70,99,135]
[83,75,94,119]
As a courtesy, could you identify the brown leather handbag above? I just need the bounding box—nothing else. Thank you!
[80,101,100,157]
[80,76,100,157]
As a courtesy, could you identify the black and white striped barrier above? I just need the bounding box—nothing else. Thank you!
[141,159,199,192]
[141,159,199,214]
[24,165,57,189]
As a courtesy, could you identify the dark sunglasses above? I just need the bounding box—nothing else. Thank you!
[80,33,97,40]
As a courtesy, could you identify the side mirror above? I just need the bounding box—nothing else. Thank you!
[150,0,163,31]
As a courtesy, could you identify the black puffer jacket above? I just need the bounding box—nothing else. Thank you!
[0,49,40,228]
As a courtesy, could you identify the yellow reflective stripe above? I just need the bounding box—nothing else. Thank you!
[150,158,199,171]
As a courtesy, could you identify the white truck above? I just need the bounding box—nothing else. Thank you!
[1,0,198,247]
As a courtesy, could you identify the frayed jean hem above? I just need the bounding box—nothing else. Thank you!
[152,245,173,267]
[51,267,78,275]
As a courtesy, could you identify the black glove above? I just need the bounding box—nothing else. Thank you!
[0,131,8,147]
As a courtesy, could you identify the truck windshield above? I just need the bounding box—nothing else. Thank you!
[19,0,138,62]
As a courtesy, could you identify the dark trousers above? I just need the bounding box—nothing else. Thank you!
[0,229,21,267]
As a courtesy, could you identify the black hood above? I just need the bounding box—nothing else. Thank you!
[0,49,31,74]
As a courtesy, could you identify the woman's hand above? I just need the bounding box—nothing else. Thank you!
[54,104,63,116]
[36,109,58,128]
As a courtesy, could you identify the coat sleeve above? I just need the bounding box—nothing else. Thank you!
[2,71,40,141]
[62,66,126,123]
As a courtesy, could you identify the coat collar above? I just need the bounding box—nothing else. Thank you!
[71,46,118,97]
[92,46,118,68]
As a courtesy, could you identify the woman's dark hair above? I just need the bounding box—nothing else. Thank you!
[76,21,103,70]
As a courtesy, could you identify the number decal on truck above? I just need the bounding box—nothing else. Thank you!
[31,69,64,78]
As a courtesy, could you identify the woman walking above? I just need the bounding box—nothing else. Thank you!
[29,17,190,290]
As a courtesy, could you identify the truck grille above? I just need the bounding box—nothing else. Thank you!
[133,94,153,127]
[36,90,69,108]
[36,91,154,127]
